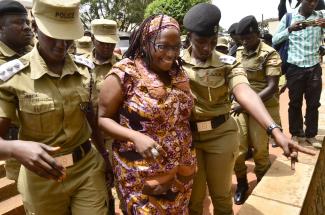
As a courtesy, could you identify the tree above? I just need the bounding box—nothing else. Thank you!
[144,0,210,26]
[80,0,154,31]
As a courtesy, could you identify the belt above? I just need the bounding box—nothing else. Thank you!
[72,140,92,163]
[190,114,229,132]
[55,140,92,168]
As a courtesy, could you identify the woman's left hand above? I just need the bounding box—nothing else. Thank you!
[272,129,316,170]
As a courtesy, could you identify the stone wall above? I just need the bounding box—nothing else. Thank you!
[238,139,323,215]
[300,139,325,215]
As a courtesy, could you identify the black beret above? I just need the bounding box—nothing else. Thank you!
[236,15,259,35]
[0,0,27,16]
[183,3,221,37]
[228,23,238,34]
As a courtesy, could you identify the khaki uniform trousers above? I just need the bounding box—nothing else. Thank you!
[234,106,280,180]
[18,148,108,215]
[189,117,239,215]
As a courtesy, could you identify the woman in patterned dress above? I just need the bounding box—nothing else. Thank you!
[98,15,196,214]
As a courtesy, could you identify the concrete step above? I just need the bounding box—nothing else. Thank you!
[0,195,24,215]
[0,161,5,178]
[0,177,18,202]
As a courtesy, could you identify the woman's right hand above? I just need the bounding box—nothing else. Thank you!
[131,132,166,159]
[11,141,65,181]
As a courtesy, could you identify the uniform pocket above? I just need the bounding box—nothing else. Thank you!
[19,97,56,135]
[195,68,225,88]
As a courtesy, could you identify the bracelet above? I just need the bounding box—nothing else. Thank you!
[266,123,283,136]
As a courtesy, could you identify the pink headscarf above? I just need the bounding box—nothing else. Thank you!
[142,14,180,42]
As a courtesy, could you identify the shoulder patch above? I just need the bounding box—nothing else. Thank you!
[73,55,95,69]
[0,59,27,81]
[219,55,236,65]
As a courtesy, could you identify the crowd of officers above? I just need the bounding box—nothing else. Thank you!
[0,0,316,214]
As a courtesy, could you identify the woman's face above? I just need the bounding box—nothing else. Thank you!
[37,29,73,63]
[189,32,218,61]
[147,28,181,73]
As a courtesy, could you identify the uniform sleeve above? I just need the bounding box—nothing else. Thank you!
[265,51,282,76]
[227,62,249,91]
[0,81,18,120]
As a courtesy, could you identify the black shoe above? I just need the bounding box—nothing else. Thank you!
[234,180,249,205]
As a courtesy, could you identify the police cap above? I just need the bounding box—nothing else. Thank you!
[183,3,221,37]
[228,23,238,34]
[0,0,27,15]
[236,15,259,35]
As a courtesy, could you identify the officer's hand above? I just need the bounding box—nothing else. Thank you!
[272,130,316,170]
[11,141,65,181]
[315,18,325,28]
[288,21,306,32]
[231,105,243,117]
[131,132,167,159]
[279,83,287,94]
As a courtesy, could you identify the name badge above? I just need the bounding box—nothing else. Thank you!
[56,154,74,168]
[197,121,212,132]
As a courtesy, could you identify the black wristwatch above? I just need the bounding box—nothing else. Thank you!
[266,123,283,136]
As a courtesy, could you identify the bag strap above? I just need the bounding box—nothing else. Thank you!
[286,13,292,28]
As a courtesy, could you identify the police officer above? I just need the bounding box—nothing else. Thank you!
[88,18,122,215]
[75,35,92,55]
[0,0,34,181]
[215,37,229,54]
[0,0,33,64]
[182,3,314,215]
[228,22,241,57]
[232,15,282,205]
[88,19,121,93]
[0,0,109,214]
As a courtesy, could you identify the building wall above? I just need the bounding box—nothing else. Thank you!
[268,20,280,35]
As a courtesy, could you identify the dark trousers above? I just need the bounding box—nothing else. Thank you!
[286,63,322,138]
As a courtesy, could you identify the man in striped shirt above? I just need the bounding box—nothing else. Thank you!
[273,0,325,149]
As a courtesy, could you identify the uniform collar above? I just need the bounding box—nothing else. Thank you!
[91,49,119,66]
[29,45,86,80]
[182,47,223,68]
[241,39,262,57]
[0,41,18,57]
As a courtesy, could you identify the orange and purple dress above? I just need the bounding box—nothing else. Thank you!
[109,58,196,214]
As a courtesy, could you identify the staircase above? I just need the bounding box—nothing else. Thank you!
[0,161,24,215]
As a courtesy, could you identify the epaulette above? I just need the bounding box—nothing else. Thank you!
[73,55,95,69]
[0,59,28,81]
[219,55,236,65]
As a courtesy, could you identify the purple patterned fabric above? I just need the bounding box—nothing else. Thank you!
[109,57,196,214]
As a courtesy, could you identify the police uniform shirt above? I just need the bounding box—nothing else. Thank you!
[0,41,32,65]
[0,46,95,155]
[84,50,121,92]
[236,40,282,107]
[182,49,249,121]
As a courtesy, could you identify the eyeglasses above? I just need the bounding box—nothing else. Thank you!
[150,41,181,52]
